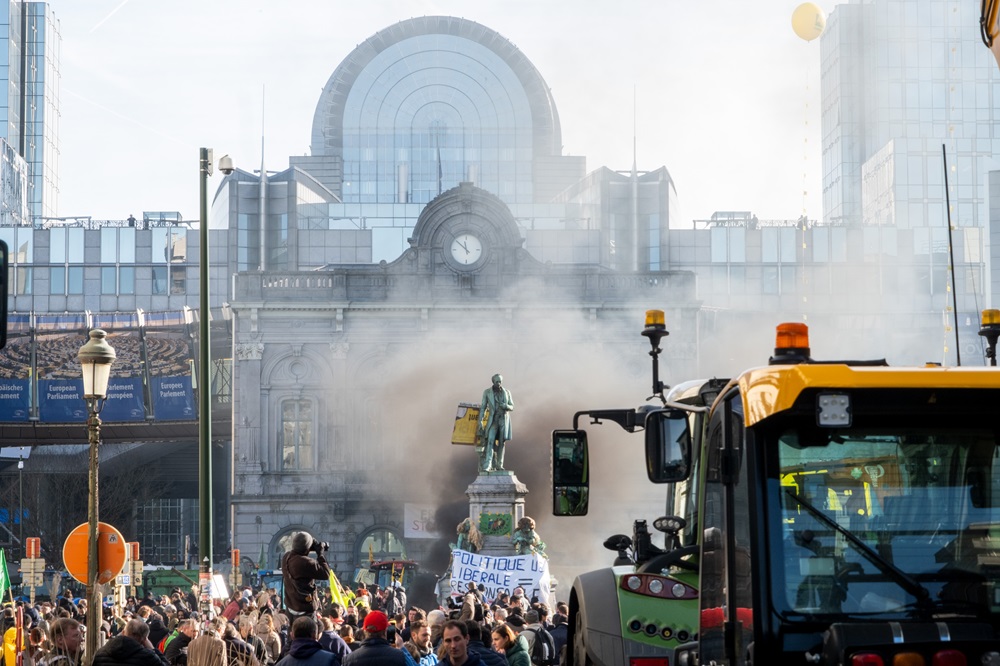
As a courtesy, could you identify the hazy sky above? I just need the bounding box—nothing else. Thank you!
[53,1,824,226]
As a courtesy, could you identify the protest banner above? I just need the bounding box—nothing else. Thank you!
[450,549,554,607]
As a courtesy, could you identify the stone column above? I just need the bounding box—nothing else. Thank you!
[466,471,528,556]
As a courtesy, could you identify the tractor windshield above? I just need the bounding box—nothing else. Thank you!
[771,426,1000,620]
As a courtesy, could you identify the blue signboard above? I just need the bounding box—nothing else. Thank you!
[101,377,146,422]
[152,376,195,420]
[0,379,30,422]
[38,379,88,422]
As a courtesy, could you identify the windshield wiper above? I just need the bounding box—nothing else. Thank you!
[784,489,931,604]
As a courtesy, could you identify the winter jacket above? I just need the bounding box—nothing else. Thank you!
[317,631,351,663]
[501,636,529,666]
[341,638,408,666]
[92,635,169,666]
[163,632,193,666]
[467,640,505,666]
[282,552,332,614]
[274,638,339,666]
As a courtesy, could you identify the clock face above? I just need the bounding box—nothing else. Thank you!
[450,233,483,265]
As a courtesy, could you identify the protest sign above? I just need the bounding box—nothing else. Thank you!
[450,549,553,607]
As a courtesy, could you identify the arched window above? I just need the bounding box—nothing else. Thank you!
[281,398,314,470]
[357,527,406,565]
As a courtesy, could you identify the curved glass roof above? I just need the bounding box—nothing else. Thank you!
[310,17,563,206]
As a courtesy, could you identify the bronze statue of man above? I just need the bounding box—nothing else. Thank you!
[477,373,514,472]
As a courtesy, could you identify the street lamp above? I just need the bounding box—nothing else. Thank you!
[198,148,233,614]
[78,328,116,665]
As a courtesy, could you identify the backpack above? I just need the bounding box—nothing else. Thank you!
[472,597,484,622]
[530,627,557,666]
[158,630,178,653]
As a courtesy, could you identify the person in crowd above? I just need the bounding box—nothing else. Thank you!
[401,620,436,666]
[437,621,481,666]
[239,616,268,665]
[463,622,504,666]
[367,586,383,613]
[187,617,227,666]
[336,626,356,652]
[489,625,527,666]
[222,620,258,666]
[548,611,568,662]
[517,610,540,654]
[508,590,528,615]
[257,614,282,664]
[39,618,83,666]
[353,585,369,610]
[147,613,170,649]
[398,607,425,644]
[282,532,332,618]
[503,615,524,636]
[317,617,350,662]
[4,607,29,666]
[457,585,478,623]
[275,616,337,666]
[384,583,408,618]
[425,610,447,649]
[221,593,243,622]
[163,619,199,666]
[92,617,169,666]
[27,626,47,665]
[342,611,407,666]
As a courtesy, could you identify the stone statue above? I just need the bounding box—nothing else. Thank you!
[477,373,514,473]
[452,517,484,553]
[512,517,546,557]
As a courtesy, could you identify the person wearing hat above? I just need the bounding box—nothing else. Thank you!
[341,611,407,666]
[282,532,331,618]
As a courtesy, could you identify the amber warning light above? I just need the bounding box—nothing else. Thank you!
[770,322,811,365]
[644,309,666,329]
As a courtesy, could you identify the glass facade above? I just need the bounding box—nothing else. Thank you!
[0,2,59,225]
[209,17,679,269]
[340,34,535,206]
[821,0,995,232]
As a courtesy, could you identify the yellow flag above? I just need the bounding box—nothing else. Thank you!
[328,570,349,611]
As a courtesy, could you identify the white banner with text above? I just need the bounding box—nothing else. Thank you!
[450,549,554,607]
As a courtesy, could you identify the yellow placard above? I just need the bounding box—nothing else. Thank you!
[452,402,481,445]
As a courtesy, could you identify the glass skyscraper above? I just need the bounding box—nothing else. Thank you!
[0,0,59,225]
[821,0,997,232]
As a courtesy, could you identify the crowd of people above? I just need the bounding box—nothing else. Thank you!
[0,552,567,666]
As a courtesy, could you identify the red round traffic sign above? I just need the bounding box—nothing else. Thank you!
[62,522,127,585]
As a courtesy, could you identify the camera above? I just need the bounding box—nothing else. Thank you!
[311,539,330,553]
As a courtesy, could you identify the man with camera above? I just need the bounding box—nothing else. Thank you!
[282,531,332,617]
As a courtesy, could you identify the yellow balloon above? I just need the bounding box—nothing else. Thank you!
[791,2,826,42]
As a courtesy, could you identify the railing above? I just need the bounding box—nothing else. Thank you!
[237,269,695,303]
[36,218,191,230]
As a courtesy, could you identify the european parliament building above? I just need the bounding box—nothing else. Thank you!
[0,15,695,577]
[1,3,999,583]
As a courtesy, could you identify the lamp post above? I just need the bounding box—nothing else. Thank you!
[78,329,116,666]
[198,148,233,614]
[17,457,22,558]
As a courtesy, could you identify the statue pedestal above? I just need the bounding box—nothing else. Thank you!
[466,471,528,556]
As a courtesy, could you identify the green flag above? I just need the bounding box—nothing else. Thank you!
[0,548,9,600]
